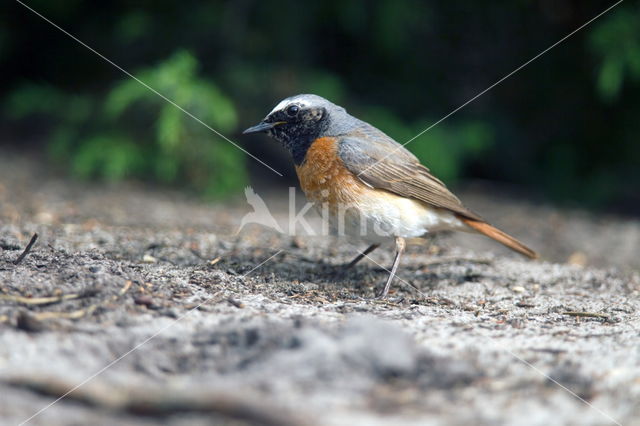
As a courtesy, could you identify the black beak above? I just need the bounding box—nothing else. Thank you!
[242,121,284,134]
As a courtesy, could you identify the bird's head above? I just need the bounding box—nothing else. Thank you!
[243,94,352,164]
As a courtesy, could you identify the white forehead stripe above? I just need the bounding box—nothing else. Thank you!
[268,98,311,115]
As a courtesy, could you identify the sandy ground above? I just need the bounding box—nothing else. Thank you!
[0,150,639,426]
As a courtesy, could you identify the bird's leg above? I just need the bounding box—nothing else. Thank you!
[343,244,380,270]
[377,237,406,299]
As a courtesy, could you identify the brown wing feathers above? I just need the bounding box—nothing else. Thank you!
[338,133,538,259]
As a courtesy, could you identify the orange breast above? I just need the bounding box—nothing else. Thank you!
[295,137,463,239]
[295,137,365,206]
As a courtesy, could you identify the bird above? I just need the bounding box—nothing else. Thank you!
[243,94,537,298]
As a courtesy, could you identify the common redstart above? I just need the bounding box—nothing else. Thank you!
[244,94,537,298]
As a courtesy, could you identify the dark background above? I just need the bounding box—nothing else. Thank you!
[1,1,638,212]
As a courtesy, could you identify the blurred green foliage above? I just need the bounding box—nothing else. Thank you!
[590,8,640,101]
[6,50,244,197]
[1,1,639,211]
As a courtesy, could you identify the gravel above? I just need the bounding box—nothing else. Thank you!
[0,150,638,426]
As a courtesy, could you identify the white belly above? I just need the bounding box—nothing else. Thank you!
[313,190,467,244]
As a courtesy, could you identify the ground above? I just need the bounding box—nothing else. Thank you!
[0,150,638,426]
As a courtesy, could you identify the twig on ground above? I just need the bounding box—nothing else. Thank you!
[530,348,567,354]
[227,297,244,308]
[0,289,98,306]
[562,311,609,319]
[5,375,304,426]
[33,306,100,321]
[30,281,132,322]
[13,233,38,265]
[422,257,494,268]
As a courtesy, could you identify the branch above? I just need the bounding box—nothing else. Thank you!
[13,233,38,265]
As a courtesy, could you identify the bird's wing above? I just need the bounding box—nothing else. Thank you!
[338,129,483,221]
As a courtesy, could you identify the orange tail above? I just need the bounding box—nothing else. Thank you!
[458,217,538,259]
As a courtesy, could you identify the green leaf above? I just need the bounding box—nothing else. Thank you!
[157,105,183,151]
[597,58,624,101]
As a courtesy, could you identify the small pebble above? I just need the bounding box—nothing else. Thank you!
[567,251,587,267]
[134,295,153,307]
[142,254,157,263]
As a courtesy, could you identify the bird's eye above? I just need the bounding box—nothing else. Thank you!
[286,105,299,116]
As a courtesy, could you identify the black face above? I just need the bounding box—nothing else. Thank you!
[266,104,325,140]
[243,102,328,165]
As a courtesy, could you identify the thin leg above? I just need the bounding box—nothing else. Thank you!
[377,237,406,299]
[344,244,380,269]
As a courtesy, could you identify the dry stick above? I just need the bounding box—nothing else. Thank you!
[34,306,100,321]
[5,376,304,426]
[13,233,38,265]
[32,281,132,321]
[0,290,99,315]
[226,297,245,308]
[422,257,494,268]
[0,293,83,306]
[563,311,610,319]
